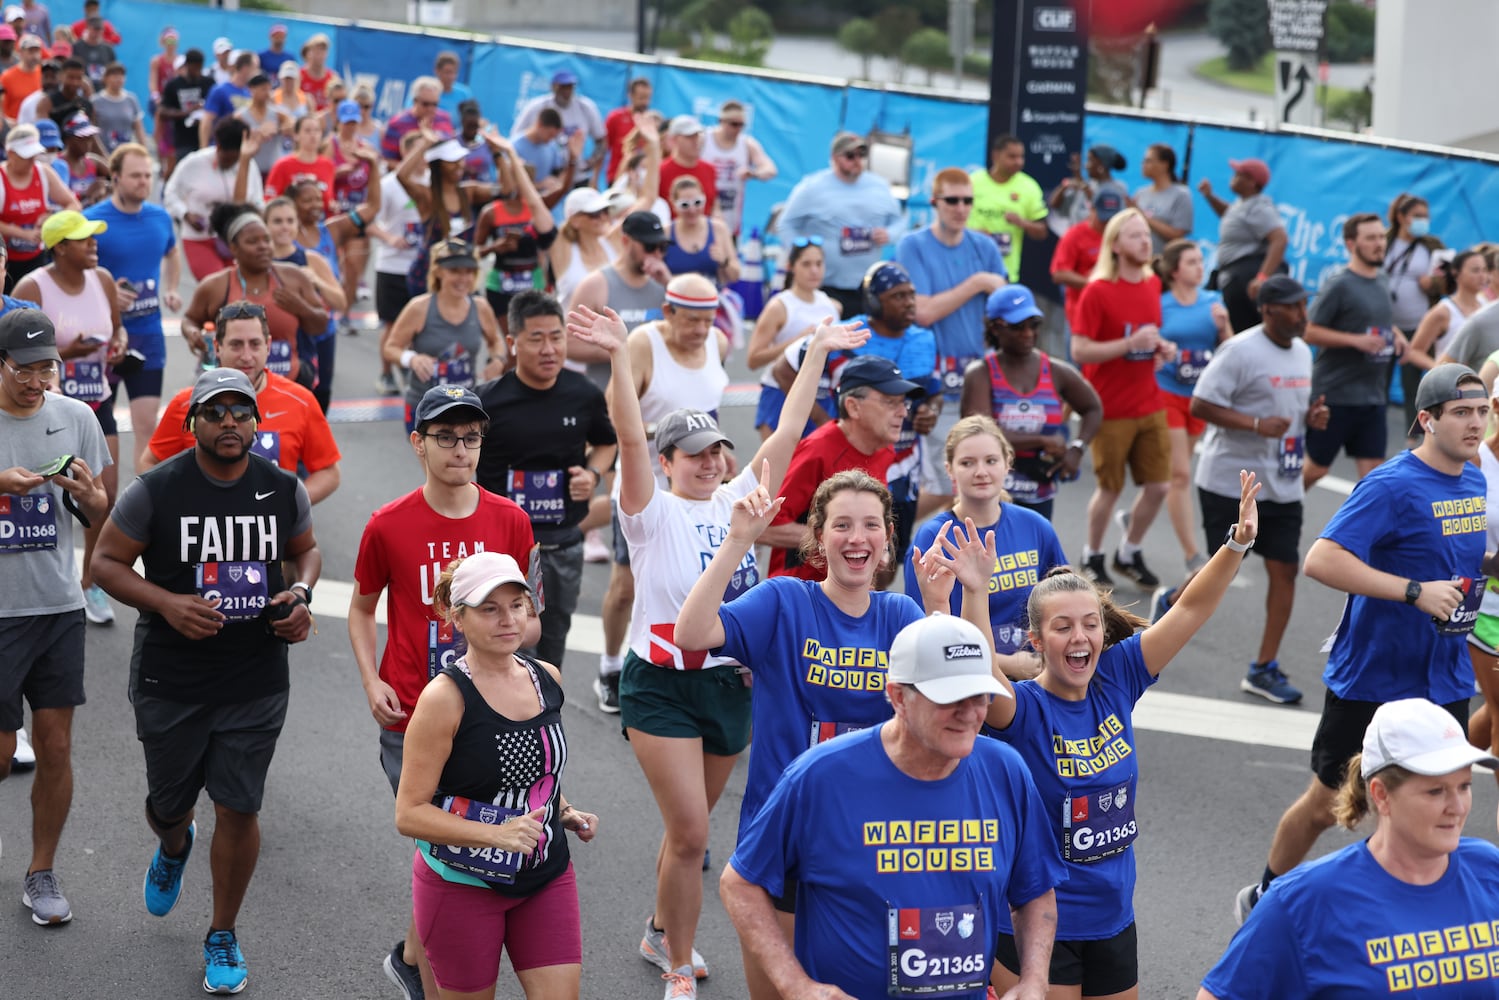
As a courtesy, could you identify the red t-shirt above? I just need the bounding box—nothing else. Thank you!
[148,371,342,472]
[265,155,336,213]
[299,67,337,113]
[768,421,894,580]
[604,105,636,184]
[658,158,718,217]
[1050,221,1103,330]
[352,486,537,733]
[1074,274,1165,420]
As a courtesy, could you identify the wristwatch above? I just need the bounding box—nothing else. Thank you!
[1222,526,1253,553]
[1404,580,1422,605]
[1067,438,1085,452]
[292,582,314,605]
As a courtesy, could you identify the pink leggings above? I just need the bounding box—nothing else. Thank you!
[411,853,582,993]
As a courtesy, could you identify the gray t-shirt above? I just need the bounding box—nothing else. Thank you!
[1193,325,1312,505]
[1439,301,1499,370]
[235,104,293,177]
[92,91,142,153]
[0,392,112,618]
[1216,193,1282,268]
[112,454,314,543]
[1133,182,1194,254]
[1308,267,1396,406]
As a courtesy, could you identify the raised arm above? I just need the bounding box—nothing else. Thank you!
[567,305,655,515]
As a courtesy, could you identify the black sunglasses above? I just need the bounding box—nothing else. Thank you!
[198,401,257,424]
[936,196,974,206]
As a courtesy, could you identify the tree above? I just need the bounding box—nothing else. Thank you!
[1208,0,1269,71]
[902,28,951,86]
[727,8,774,64]
[838,17,880,79]
[874,4,923,81]
[1325,0,1375,63]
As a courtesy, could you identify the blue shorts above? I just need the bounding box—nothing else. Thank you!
[753,384,817,436]
[120,366,165,401]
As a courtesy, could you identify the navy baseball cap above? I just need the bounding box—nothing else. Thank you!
[986,285,1044,324]
[1093,188,1124,221]
[838,355,924,400]
[414,384,486,427]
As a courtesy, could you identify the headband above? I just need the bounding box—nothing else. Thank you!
[225,212,265,244]
[664,288,719,310]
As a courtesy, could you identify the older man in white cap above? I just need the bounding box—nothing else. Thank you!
[721,614,1063,1000]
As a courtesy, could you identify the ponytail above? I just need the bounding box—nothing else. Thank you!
[1026,565,1147,650]
[1332,755,1414,830]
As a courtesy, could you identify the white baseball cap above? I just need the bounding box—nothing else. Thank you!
[1362,698,1499,777]
[562,186,611,219]
[423,138,467,163]
[887,615,1007,705]
[449,552,531,608]
[213,36,233,54]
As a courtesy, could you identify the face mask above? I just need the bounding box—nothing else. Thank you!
[1409,218,1430,238]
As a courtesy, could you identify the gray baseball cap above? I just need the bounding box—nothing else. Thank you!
[189,367,259,413]
[414,384,487,427]
[655,408,733,455]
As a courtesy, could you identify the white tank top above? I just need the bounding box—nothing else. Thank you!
[704,129,750,234]
[758,288,840,387]
[639,319,729,489]
[555,238,617,308]
[1434,296,1478,359]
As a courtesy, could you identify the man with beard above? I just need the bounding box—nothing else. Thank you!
[93,365,319,995]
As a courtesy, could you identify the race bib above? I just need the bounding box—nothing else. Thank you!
[939,355,976,402]
[500,269,534,294]
[0,493,58,551]
[990,230,1012,256]
[1277,435,1304,480]
[998,399,1046,435]
[1173,348,1212,387]
[402,221,424,248]
[1121,325,1155,363]
[724,554,759,603]
[196,561,268,622]
[808,720,867,747]
[122,278,161,321]
[886,904,989,996]
[1435,576,1487,636]
[1003,468,1047,504]
[1368,326,1395,363]
[508,469,567,525]
[839,225,874,255]
[7,233,39,254]
[250,430,281,464]
[1062,777,1138,864]
[436,350,475,389]
[427,796,525,884]
[266,339,293,377]
[62,360,107,402]
[427,618,468,679]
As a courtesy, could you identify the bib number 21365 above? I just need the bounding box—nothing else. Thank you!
[886,904,988,996]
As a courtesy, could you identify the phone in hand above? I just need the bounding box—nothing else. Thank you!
[32,454,75,477]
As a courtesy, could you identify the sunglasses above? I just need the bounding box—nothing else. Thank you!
[839,148,868,160]
[675,197,706,211]
[721,119,745,128]
[936,196,974,206]
[198,401,256,424]
[792,236,824,248]
[644,244,668,255]
[219,302,266,321]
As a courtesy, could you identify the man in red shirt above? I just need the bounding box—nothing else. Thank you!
[349,383,539,1000]
[142,305,342,504]
[1070,207,1177,589]
[1051,188,1120,334]
[659,114,716,217]
[604,76,651,185]
[763,354,923,581]
[70,0,120,45]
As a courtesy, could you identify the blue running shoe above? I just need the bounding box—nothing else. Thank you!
[1150,586,1174,624]
[144,822,194,917]
[203,928,248,994]
[1241,661,1303,705]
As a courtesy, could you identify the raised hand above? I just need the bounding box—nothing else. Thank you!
[565,305,628,355]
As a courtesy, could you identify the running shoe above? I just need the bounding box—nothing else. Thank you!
[1233,883,1259,926]
[1150,586,1174,624]
[203,928,248,994]
[382,939,424,1000]
[12,727,35,771]
[144,822,195,916]
[662,967,697,999]
[83,583,115,624]
[374,371,401,396]
[1186,551,1208,574]
[582,527,610,563]
[594,674,620,714]
[640,916,709,979]
[1241,661,1303,704]
[1111,551,1159,588]
[1079,553,1113,587]
[22,869,72,925]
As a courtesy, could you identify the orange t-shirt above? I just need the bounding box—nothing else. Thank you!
[148,370,342,473]
[1,65,41,122]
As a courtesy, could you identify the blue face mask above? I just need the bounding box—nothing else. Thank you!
[1409,217,1430,238]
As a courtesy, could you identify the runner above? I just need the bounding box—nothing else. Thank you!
[349,383,539,1000]
[472,138,557,336]
[906,416,1067,678]
[92,367,319,995]
[395,551,597,1000]
[1235,363,1494,923]
[565,301,867,1000]
[676,467,994,1000]
[143,303,342,504]
[0,308,109,928]
[961,284,1101,522]
[986,471,1262,999]
[721,613,1065,1000]
[745,237,840,440]
[1199,699,1499,1000]
[475,291,616,669]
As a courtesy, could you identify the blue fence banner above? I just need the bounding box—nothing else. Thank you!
[337,25,477,122]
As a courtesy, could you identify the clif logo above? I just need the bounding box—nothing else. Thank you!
[1034,7,1076,31]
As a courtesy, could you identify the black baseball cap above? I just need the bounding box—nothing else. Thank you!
[621,211,668,247]
[0,307,59,365]
[1257,274,1307,306]
[838,355,924,400]
[414,384,486,427]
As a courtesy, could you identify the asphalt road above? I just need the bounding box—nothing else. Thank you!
[2,318,1493,1000]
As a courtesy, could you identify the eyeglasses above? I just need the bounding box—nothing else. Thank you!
[675,197,705,211]
[792,236,823,248]
[839,148,868,161]
[936,196,975,206]
[218,302,266,322]
[424,431,483,450]
[1,357,58,384]
[198,401,257,424]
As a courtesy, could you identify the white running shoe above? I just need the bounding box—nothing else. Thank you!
[640,916,708,979]
[83,584,115,625]
[12,727,35,770]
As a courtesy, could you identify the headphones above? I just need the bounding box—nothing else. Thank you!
[860,261,913,320]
